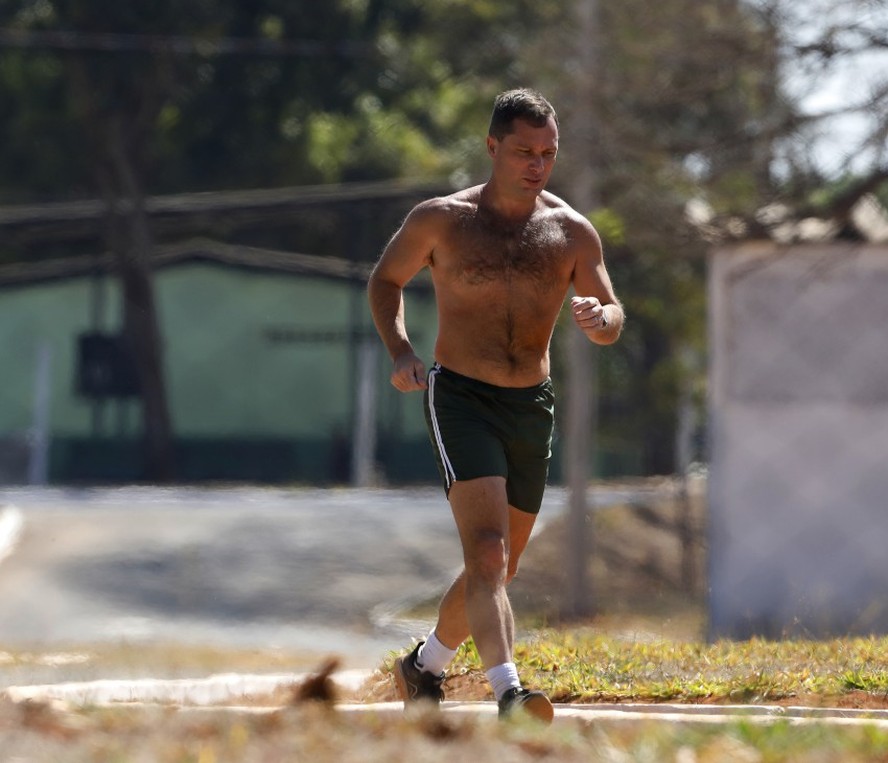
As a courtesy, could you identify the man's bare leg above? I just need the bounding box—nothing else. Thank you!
[441,476,513,667]
[434,504,538,652]
[433,477,552,722]
[398,479,552,721]
[394,477,511,705]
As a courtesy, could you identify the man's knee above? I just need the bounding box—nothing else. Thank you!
[464,530,509,584]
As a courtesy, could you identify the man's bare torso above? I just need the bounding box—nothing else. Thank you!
[428,186,578,387]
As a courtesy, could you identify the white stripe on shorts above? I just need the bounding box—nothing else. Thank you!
[427,364,456,488]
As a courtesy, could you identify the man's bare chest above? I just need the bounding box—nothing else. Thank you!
[441,212,572,291]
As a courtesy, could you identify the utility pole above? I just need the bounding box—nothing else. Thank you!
[349,207,379,488]
[352,337,379,487]
[562,0,601,619]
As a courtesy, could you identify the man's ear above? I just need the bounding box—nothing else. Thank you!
[486,135,497,157]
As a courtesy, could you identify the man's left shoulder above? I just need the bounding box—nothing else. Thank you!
[539,191,580,215]
[539,192,595,230]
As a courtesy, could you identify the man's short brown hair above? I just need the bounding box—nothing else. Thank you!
[488,88,559,140]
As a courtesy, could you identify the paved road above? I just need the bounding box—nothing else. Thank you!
[0,485,575,664]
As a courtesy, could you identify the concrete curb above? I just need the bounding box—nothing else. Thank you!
[548,702,888,727]
[164,703,888,729]
[7,675,888,729]
[340,702,888,728]
[0,504,23,566]
[3,670,374,707]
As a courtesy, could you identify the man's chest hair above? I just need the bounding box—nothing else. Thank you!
[446,210,570,288]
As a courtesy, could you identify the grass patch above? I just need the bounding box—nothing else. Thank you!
[510,631,888,703]
[407,632,888,707]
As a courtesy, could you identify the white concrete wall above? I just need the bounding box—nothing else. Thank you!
[708,241,888,639]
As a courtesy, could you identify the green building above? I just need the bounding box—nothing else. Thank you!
[0,239,439,485]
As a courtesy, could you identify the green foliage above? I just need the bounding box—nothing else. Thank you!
[0,0,567,199]
[876,181,888,210]
[587,208,626,247]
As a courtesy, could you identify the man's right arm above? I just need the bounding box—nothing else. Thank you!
[367,202,438,392]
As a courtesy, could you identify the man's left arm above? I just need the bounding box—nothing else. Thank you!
[569,216,624,345]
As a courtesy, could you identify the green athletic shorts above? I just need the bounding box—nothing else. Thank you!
[423,362,555,515]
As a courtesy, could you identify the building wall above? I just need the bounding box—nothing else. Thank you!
[0,261,438,484]
[0,273,114,435]
[707,241,888,638]
[162,263,352,437]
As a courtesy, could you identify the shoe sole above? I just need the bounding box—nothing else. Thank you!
[508,694,555,725]
[394,656,443,708]
[393,656,411,705]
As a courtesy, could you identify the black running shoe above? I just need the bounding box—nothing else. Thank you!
[497,687,554,724]
[394,641,445,706]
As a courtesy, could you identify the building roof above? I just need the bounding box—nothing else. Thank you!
[0,178,453,246]
[0,238,383,290]
[687,177,888,246]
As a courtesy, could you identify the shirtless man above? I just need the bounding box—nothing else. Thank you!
[368,88,623,722]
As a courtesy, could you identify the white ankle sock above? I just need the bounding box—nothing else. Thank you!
[416,630,458,675]
[485,662,521,701]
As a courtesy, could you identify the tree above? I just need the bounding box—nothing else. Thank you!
[538,0,793,474]
[0,0,568,480]
[0,1,381,478]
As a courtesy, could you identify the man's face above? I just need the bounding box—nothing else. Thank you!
[487,116,559,195]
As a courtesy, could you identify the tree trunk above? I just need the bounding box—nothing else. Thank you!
[560,0,603,620]
[104,125,175,482]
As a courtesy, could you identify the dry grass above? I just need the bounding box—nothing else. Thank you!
[512,477,707,637]
[5,690,888,763]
